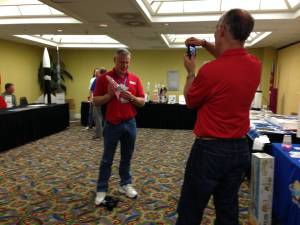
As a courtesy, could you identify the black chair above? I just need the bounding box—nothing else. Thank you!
[19,97,28,107]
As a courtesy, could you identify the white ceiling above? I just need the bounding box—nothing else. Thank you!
[0,0,300,49]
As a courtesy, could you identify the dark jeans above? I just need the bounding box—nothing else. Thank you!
[176,138,250,225]
[96,118,137,192]
[93,106,103,138]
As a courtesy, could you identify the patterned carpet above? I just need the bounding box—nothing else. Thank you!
[0,123,250,225]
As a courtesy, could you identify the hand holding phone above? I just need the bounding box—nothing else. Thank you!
[187,45,196,59]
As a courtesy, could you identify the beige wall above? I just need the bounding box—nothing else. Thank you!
[276,42,300,114]
[0,38,276,114]
[261,48,277,106]
[0,39,42,103]
[61,48,267,114]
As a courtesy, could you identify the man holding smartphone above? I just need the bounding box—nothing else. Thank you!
[176,9,261,225]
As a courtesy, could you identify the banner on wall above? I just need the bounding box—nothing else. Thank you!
[269,61,277,113]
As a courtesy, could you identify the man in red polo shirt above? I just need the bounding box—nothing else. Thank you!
[93,49,145,205]
[176,9,261,225]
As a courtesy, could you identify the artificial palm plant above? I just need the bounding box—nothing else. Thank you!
[37,53,73,94]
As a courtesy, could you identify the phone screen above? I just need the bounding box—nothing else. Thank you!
[187,45,196,58]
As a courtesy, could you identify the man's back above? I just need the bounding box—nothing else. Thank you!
[187,48,261,138]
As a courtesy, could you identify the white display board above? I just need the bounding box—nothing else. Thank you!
[167,70,179,91]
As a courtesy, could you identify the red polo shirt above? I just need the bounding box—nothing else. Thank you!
[187,48,261,138]
[93,69,144,124]
[0,96,7,109]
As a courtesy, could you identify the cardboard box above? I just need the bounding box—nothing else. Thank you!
[249,153,274,225]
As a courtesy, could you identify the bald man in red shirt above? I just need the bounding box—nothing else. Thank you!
[176,9,261,225]
[93,49,145,205]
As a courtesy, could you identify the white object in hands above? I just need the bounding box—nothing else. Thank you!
[106,75,119,89]
[106,75,129,102]
[106,75,128,92]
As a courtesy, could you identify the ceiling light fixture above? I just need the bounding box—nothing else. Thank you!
[99,24,108,27]
[14,34,128,48]
[0,0,81,24]
[0,17,80,24]
[136,0,300,22]
[161,32,272,48]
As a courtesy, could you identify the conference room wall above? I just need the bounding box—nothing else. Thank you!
[261,48,277,106]
[0,39,42,103]
[276,42,300,114]
[61,48,273,114]
[0,38,276,113]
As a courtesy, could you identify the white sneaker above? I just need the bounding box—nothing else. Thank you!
[118,184,138,198]
[95,192,106,205]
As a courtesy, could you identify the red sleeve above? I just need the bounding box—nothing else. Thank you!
[93,75,107,97]
[186,67,211,109]
[135,77,145,98]
[0,96,7,109]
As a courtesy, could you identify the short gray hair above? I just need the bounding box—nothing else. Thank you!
[115,48,131,58]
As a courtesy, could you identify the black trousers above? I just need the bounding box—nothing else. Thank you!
[176,138,250,225]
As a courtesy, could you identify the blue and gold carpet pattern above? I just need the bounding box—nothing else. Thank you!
[0,123,250,225]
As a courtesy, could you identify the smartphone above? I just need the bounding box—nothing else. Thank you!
[187,45,196,58]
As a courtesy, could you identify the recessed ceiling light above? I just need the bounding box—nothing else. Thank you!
[0,1,81,24]
[0,17,80,24]
[14,34,127,48]
[57,29,63,32]
[164,23,169,26]
[161,32,272,48]
[136,0,300,22]
[99,24,108,27]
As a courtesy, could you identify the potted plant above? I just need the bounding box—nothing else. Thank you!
[37,53,73,94]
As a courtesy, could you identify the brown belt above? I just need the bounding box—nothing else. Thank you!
[197,136,247,140]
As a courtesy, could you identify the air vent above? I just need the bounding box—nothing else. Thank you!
[51,0,76,3]
[135,35,158,41]
[109,13,150,27]
[150,45,165,49]
[51,0,74,3]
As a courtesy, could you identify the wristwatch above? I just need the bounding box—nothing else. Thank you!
[186,73,195,79]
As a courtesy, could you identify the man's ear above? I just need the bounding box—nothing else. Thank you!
[220,25,226,37]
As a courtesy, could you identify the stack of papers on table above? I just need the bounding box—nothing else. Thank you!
[266,115,298,130]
